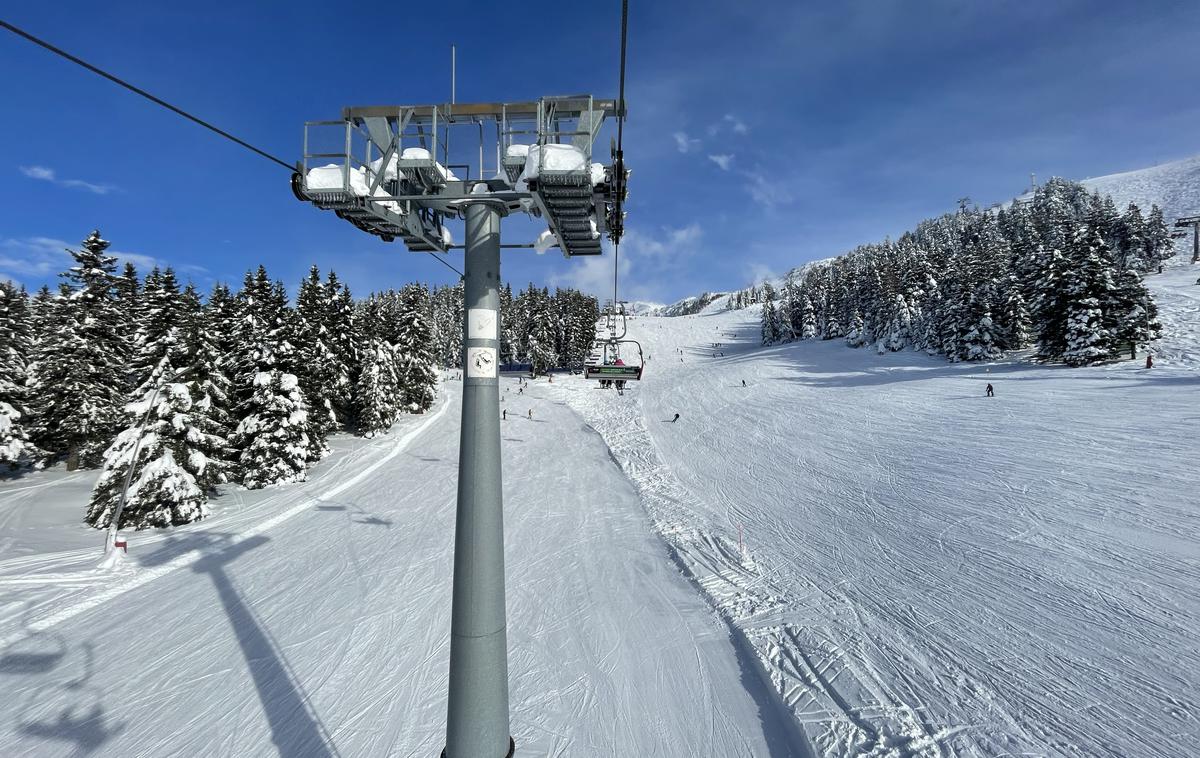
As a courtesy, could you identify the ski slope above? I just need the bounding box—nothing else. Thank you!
[549,264,1199,756]
[0,380,794,757]
[1,267,1197,757]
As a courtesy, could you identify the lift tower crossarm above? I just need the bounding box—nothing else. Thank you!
[344,99,624,122]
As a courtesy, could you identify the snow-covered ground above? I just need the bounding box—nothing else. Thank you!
[2,263,1197,756]
[0,380,790,756]
[547,260,1199,756]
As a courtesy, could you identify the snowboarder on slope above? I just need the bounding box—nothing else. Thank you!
[502,409,507,421]
[986,383,994,397]
[671,413,680,423]
[1145,354,1154,369]
[741,379,746,388]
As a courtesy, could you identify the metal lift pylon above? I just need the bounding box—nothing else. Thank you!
[292,96,628,758]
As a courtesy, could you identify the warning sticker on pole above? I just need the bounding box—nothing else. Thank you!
[467,308,498,341]
[466,347,498,378]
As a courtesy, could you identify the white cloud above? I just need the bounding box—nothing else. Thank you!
[744,262,776,286]
[724,113,749,135]
[548,223,703,301]
[672,131,701,153]
[19,165,118,195]
[0,236,206,286]
[708,154,735,171]
[742,169,794,209]
[19,166,55,181]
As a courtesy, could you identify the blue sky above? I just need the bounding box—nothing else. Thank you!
[2,1,1198,304]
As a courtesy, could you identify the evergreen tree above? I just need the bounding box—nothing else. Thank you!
[294,266,339,455]
[960,288,1003,361]
[1062,298,1108,366]
[85,358,225,529]
[394,283,438,412]
[798,295,817,340]
[0,282,36,468]
[27,231,129,468]
[1145,205,1174,268]
[354,336,401,435]
[323,274,359,426]
[232,369,310,489]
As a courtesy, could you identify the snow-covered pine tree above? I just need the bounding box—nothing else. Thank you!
[0,282,36,469]
[179,286,236,481]
[1031,246,1070,361]
[1059,225,1118,364]
[354,336,401,435]
[523,286,558,374]
[498,283,516,364]
[759,282,781,345]
[1145,205,1174,269]
[1106,268,1161,359]
[844,310,865,348]
[293,266,340,456]
[1062,298,1108,366]
[26,231,130,468]
[132,266,186,387]
[1119,204,1149,271]
[960,286,1003,361]
[997,276,1031,350]
[799,295,817,340]
[322,273,359,426]
[85,357,226,530]
[229,266,311,487]
[232,366,310,489]
[394,283,437,413]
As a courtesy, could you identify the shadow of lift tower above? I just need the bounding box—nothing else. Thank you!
[292,96,628,758]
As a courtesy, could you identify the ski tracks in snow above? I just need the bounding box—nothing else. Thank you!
[0,397,450,655]
[552,380,945,757]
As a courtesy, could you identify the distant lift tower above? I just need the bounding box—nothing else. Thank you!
[292,96,627,758]
[1174,215,1200,263]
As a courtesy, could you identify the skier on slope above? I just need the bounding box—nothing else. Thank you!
[671,413,680,423]
[741,379,746,388]
[986,383,994,397]
[1145,354,1154,369]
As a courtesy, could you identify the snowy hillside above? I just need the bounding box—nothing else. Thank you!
[550,265,1199,755]
[1,261,1197,755]
[1077,154,1200,226]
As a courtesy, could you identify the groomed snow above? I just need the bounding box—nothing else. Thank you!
[545,261,1199,756]
[1,265,1196,756]
[0,382,792,756]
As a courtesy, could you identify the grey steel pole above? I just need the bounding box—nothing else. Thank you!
[444,200,513,758]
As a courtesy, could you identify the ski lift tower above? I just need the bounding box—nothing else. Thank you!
[292,96,627,758]
[1174,215,1200,263]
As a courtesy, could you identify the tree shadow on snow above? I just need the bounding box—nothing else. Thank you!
[193,536,340,758]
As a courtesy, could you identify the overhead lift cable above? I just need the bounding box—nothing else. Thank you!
[612,0,629,310]
[1,17,467,278]
[1,19,293,172]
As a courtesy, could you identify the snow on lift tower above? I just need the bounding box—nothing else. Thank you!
[1173,215,1200,263]
[292,95,627,758]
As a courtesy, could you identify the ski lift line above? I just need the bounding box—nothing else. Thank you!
[1,18,470,283]
[0,19,294,172]
[611,0,629,315]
